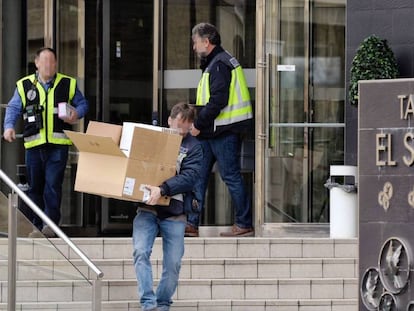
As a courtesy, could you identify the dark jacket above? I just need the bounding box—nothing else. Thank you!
[154,133,203,219]
[194,46,252,139]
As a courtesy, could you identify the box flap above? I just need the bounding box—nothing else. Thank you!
[129,127,182,164]
[86,120,122,145]
[65,130,126,157]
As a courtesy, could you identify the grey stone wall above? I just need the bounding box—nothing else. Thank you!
[346,0,414,166]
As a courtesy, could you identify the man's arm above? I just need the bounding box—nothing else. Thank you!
[67,85,89,124]
[145,141,203,205]
[163,142,203,194]
[3,88,23,142]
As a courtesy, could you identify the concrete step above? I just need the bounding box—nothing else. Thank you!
[0,277,358,303]
[0,237,358,260]
[0,237,358,310]
[0,298,358,311]
[0,257,358,281]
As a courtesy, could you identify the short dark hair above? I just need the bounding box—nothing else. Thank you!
[170,102,196,122]
[35,47,57,59]
[192,22,221,46]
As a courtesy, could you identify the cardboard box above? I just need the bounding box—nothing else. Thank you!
[64,121,182,205]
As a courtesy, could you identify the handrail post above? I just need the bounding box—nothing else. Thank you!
[92,278,102,311]
[8,192,18,311]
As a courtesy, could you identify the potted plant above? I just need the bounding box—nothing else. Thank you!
[349,35,398,105]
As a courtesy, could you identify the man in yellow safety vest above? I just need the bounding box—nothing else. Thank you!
[187,22,254,237]
[3,47,88,238]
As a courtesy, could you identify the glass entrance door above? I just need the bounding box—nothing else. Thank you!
[262,0,345,227]
[99,0,154,233]
[83,0,255,234]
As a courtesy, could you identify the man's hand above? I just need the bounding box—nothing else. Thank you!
[65,109,79,124]
[3,128,16,142]
[145,185,162,205]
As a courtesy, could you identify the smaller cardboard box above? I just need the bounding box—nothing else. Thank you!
[58,102,77,122]
[65,121,182,205]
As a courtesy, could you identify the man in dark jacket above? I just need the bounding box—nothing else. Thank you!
[132,102,203,311]
[187,22,254,237]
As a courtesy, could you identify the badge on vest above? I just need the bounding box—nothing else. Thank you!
[26,89,37,101]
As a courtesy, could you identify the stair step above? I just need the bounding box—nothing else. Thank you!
[0,237,358,260]
[0,298,358,311]
[0,257,357,281]
[0,237,358,310]
[0,278,358,303]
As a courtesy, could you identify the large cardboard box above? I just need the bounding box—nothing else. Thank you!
[65,121,182,205]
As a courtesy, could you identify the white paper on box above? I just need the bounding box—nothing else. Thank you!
[120,122,178,157]
[123,177,135,195]
[120,123,162,156]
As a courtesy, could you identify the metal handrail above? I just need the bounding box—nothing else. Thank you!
[0,169,104,311]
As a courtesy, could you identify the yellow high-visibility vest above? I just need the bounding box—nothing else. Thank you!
[16,73,76,149]
[196,51,252,130]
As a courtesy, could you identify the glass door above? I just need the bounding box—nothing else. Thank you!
[56,0,85,227]
[99,0,154,233]
[263,0,345,226]
[81,0,154,235]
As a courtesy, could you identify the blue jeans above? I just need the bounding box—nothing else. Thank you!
[132,210,185,311]
[187,133,252,229]
[25,144,69,230]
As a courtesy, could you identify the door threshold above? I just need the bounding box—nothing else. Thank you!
[261,223,330,238]
[197,224,330,238]
[198,226,233,237]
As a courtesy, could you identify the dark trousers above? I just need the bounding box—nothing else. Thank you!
[25,144,69,230]
[188,133,252,228]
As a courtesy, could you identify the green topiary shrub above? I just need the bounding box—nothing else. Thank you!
[349,35,398,105]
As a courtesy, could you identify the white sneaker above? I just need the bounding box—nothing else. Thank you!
[28,229,43,238]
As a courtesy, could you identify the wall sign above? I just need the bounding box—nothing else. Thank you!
[359,79,414,310]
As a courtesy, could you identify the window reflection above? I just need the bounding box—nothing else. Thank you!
[27,0,44,72]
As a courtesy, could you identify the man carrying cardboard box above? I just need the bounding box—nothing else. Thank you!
[132,102,203,311]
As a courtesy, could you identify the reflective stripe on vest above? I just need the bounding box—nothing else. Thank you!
[17,73,76,148]
[196,51,252,129]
